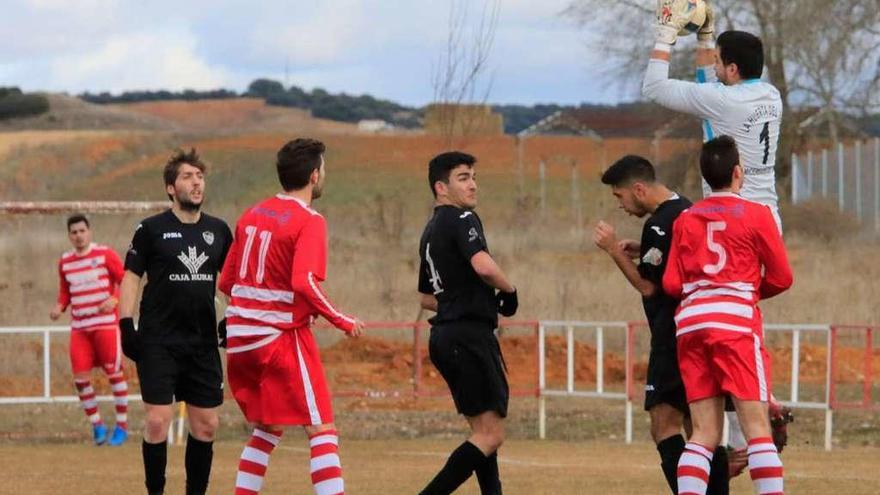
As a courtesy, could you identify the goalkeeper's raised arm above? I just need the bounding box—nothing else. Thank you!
[641,0,784,223]
[643,0,724,119]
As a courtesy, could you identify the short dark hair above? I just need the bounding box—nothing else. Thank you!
[700,135,740,190]
[66,213,89,230]
[276,138,326,191]
[163,148,206,200]
[717,31,764,80]
[428,151,476,197]
[600,155,656,187]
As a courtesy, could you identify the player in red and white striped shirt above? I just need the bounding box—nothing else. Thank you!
[49,214,129,446]
[219,138,364,495]
[663,137,792,495]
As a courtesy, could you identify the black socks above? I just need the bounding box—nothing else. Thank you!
[706,444,729,495]
[657,434,686,493]
[475,451,502,494]
[184,434,214,495]
[142,439,167,495]
[420,441,487,495]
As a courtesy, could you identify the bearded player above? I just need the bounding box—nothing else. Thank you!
[219,138,365,495]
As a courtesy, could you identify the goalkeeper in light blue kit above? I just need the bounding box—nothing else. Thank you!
[641,0,793,491]
[644,0,783,229]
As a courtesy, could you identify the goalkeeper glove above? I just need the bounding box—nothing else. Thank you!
[119,317,141,362]
[656,0,697,45]
[497,289,518,317]
[217,318,227,348]
[697,0,716,46]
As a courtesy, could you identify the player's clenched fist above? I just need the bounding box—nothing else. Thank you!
[593,220,619,253]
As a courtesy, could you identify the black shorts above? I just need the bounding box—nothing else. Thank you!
[429,322,509,418]
[137,343,223,408]
[644,343,687,414]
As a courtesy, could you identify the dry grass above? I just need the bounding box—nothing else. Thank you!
[109,98,360,134]
[3,437,878,494]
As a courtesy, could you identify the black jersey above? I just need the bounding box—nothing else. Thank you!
[638,194,691,349]
[125,209,232,346]
[418,205,497,327]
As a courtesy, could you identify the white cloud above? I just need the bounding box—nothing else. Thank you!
[0,0,613,104]
[44,28,232,92]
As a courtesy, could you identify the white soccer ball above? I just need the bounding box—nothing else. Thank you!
[678,0,707,36]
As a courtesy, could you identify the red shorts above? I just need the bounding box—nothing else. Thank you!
[227,328,333,426]
[677,327,772,403]
[69,328,121,375]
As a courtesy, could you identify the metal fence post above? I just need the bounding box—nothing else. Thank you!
[792,154,800,203]
[43,330,51,399]
[596,326,604,394]
[538,323,546,440]
[566,325,574,394]
[874,137,879,232]
[822,148,829,198]
[791,329,801,403]
[807,150,814,198]
[838,143,845,211]
[539,160,546,214]
[856,141,863,221]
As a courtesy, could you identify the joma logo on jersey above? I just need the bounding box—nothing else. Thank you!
[171,246,213,281]
[163,232,182,239]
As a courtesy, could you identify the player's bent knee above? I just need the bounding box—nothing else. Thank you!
[144,415,171,441]
[189,415,219,440]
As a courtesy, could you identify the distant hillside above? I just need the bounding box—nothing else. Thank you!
[0,94,172,131]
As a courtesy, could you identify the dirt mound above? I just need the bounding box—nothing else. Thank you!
[110,98,359,134]
[0,94,173,131]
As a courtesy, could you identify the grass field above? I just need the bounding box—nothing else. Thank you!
[5,437,878,494]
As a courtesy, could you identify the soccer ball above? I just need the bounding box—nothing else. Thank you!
[679,0,707,35]
[658,0,708,36]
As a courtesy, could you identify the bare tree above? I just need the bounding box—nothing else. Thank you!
[564,0,880,185]
[430,0,501,148]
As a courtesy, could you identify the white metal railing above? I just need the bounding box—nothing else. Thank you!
[538,321,633,442]
[0,326,145,404]
[0,323,849,450]
[0,325,193,442]
[538,321,838,450]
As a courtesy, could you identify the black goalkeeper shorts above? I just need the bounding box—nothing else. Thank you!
[137,343,223,408]
[429,322,509,418]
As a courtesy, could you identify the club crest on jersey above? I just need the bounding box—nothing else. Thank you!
[202,231,215,245]
[171,246,213,282]
[642,247,663,266]
[468,227,479,242]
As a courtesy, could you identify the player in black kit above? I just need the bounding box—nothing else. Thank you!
[417,151,518,495]
[118,148,232,495]
[594,155,728,494]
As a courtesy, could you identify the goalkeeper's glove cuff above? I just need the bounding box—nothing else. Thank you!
[655,25,679,46]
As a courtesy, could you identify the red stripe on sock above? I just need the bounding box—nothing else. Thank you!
[239,459,268,477]
[311,443,338,457]
[677,465,710,481]
[750,466,784,479]
[311,466,343,484]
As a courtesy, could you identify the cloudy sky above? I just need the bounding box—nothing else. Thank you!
[0,0,630,106]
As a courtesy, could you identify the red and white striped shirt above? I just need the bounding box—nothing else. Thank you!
[219,194,356,353]
[57,244,125,331]
[662,193,793,337]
